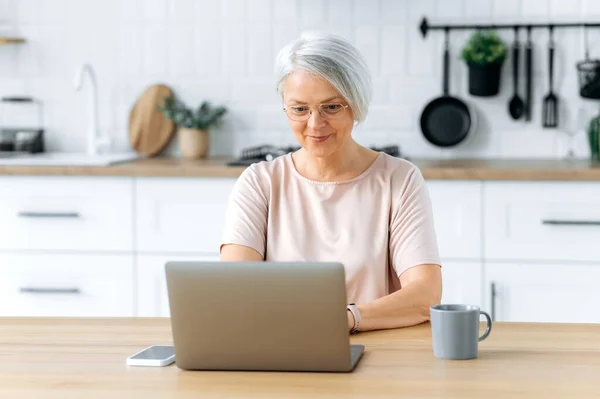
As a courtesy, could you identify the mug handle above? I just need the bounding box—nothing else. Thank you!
[478,311,493,341]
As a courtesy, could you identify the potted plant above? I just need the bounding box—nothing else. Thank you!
[158,97,227,159]
[460,30,508,97]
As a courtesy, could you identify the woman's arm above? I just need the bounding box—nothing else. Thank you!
[350,165,442,332]
[219,166,268,259]
[348,264,442,331]
[220,244,263,262]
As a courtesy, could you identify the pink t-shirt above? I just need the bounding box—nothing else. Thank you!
[220,152,441,304]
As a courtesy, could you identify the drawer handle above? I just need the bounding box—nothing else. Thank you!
[19,287,81,294]
[17,212,81,219]
[542,219,600,226]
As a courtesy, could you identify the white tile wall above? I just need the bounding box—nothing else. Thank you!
[0,0,599,158]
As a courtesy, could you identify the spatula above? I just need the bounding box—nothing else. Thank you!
[543,26,558,128]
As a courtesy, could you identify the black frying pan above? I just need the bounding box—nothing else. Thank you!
[420,30,473,147]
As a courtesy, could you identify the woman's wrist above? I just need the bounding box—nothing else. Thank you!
[347,303,361,333]
[347,309,355,331]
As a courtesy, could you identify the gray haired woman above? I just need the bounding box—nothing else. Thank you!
[221,31,442,333]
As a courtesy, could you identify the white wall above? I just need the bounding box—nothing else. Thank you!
[0,0,599,159]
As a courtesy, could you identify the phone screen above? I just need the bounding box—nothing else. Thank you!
[130,345,174,360]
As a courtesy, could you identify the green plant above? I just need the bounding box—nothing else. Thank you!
[158,97,227,130]
[460,30,508,66]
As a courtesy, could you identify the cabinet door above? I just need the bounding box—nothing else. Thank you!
[484,262,600,323]
[135,178,236,254]
[440,261,482,309]
[427,181,482,259]
[0,253,134,317]
[136,254,220,317]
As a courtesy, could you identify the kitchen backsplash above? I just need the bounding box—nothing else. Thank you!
[1,0,600,158]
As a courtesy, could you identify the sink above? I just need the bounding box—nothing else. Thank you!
[0,152,143,166]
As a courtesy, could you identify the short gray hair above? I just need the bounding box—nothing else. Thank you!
[274,31,372,123]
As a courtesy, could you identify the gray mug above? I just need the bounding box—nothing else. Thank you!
[430,304,492,360]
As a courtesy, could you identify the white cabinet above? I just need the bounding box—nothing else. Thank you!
[484,261,600,323]
[440,261,483,309]
[135,178,236,254]
[137,254,220,317]
[0,176,134,318]
[484,182,600,262]
[1,171,598,322]
[427,181,482,260]
[0,176,134,252]
[0,253,134,317]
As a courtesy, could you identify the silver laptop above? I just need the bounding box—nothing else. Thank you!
[165,261,365,372]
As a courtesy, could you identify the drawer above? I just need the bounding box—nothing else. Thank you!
[484,182,600,261]
[0,176,134,251]
[136,178,236,253]
[0,253,134,317]
[484,261,600,323]
[428,181,482,259]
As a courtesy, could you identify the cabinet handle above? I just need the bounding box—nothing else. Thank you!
[490,282,496,322]
[17,211,80,219]
[542,219,600,226]
[19,287,81,294]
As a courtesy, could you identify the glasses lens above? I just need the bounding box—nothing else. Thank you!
[286,106,310,121]
[284,104,347,121]
[319,103,346,119]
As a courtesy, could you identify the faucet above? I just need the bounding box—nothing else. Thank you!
[74,63,108,155]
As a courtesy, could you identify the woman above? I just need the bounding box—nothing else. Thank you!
[220,31,442,333]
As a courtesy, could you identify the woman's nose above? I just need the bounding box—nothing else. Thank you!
[307,109,327,129]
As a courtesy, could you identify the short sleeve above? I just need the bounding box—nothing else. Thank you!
[389,166,441,277]
[220,166,269,258]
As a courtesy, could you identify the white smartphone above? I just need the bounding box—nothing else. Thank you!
[126,345,175,367]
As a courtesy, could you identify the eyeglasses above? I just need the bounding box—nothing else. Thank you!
[282,103,350,122]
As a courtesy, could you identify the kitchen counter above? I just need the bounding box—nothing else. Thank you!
[1,156,600,181]
[2,318,599,398]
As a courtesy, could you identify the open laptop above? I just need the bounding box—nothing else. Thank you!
[165,261,365,372]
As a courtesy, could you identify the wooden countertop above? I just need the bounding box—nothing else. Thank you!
[1,318,599,398]
[1,156,600,181]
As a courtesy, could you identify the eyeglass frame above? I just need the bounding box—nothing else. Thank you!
[282,103,350,121]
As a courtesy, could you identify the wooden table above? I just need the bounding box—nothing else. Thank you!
[1,318,599,398]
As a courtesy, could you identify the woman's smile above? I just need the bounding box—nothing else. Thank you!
[308,134,332,143]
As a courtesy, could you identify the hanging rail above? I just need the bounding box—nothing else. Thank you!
[419,17,600,37]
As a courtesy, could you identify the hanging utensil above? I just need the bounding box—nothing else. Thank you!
[508,26,524,120]
[543,26,558,128]
[577,24,600,99]
[419,28,474,147]
[524,26,533,121]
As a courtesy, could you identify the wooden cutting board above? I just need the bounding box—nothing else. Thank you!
[128,84,176,156]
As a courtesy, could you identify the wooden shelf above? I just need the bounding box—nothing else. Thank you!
[0,37,25,45]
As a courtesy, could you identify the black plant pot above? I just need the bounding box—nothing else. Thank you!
[468,63,503,97]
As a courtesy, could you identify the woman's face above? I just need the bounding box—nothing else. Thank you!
[282,70,355,158]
